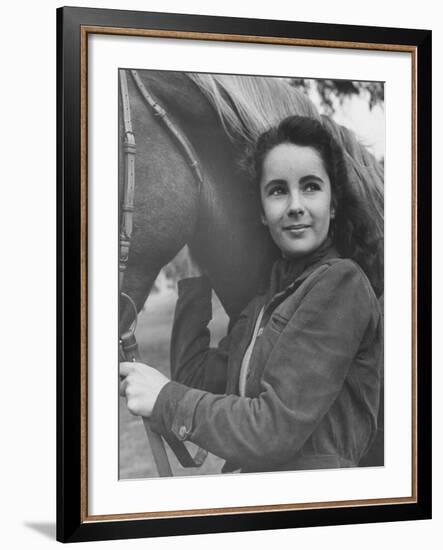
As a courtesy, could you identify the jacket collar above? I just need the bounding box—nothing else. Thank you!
[265,238,340,303]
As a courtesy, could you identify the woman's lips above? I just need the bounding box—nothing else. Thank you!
[283,224,311,234]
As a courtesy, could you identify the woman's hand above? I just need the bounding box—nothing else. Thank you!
[182,245,204,278]
[119,362,170,418]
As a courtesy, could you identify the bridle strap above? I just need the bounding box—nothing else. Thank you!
[119,69,137,291]
[130,69,204,196]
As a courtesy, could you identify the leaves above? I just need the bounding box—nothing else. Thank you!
[290,78,384,115]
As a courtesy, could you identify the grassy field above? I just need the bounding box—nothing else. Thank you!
[119,279,230,480]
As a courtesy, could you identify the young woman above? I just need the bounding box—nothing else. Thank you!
[120,115,383,473]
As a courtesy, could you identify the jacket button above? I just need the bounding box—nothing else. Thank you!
[178,425,188,440]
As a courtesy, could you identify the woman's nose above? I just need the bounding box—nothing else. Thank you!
[287,190,305,216]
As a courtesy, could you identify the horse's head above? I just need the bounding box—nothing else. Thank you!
[118,70,204,332]
[118,70,279,331]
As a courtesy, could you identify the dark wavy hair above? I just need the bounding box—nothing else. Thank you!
[241,115,384,297]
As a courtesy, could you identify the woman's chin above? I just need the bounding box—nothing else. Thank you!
[279,239,313,259]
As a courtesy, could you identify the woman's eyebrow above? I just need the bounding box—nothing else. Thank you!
[263,178,286,190]
[299,175,325,184]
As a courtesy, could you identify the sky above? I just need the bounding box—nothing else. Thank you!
[306,82,385,161]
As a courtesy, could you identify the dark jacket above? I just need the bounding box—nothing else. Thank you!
[151,247,383,473]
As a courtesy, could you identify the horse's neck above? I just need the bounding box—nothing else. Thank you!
[152,73,277,317]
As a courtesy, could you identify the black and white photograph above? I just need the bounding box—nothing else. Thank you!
[118,69,385,480]
[1,0,438,546]
[53,5,432,544]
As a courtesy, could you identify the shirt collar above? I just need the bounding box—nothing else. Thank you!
[266,238,340,299]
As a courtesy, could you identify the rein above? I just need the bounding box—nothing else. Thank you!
[130,69,204,195]
[118,69,207,476]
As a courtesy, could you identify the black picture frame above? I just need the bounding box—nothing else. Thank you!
[57,5,432,543]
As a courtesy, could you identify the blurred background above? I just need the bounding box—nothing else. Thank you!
[119,76,385,480]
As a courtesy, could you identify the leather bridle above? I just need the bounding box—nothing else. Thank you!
[119,69,204,296]
[118,69,207,475]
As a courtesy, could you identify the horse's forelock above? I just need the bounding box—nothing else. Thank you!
[188,73,320,144]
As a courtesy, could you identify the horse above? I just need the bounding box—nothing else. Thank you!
[118,69,384,473]
[119,70,383,328]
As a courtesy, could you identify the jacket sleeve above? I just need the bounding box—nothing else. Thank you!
[169,276,231,394]
[151,261,376,469]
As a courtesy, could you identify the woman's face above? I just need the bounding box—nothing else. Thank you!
[260,143,333,259]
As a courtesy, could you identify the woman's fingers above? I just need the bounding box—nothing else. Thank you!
[119,361,134,378]
[119,362,135,400]
[119,376,128,397]
[118,361,170,417]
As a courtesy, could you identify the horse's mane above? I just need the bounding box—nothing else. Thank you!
[188,73,384,293]
[320,115,384,239]
[188,73,320,144]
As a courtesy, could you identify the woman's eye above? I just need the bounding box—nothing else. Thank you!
[303,182,321,192]
[269,186,286,196]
